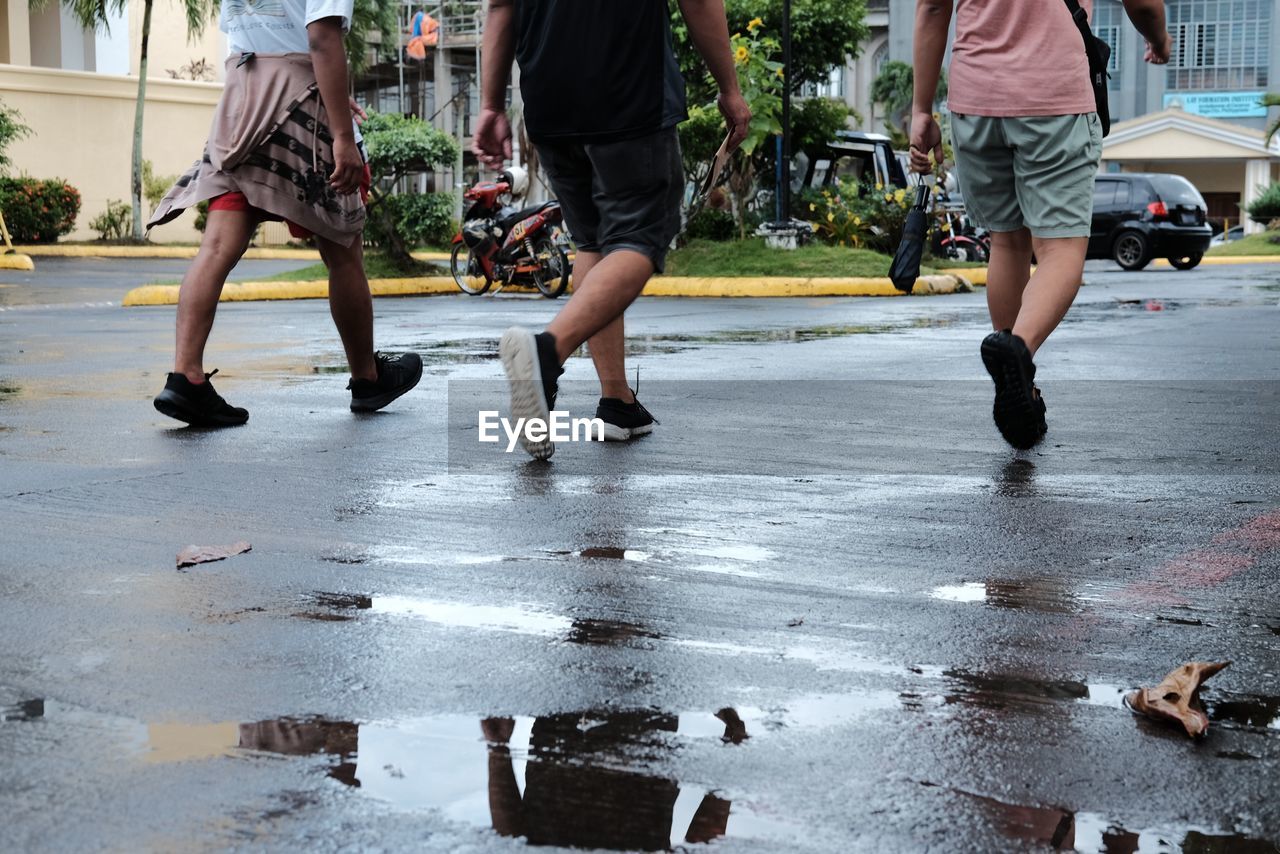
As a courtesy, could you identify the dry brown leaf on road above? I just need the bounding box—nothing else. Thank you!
[176,541,252,569]
[1126,661,1230,738]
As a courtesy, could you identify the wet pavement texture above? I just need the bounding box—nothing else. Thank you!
[1,257,1278,852]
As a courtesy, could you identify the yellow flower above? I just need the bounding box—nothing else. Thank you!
[747,17,763,32]
[827,213,835,222]
[894,189,906,202]
[735,45,750,63]
[809,203,816,212]
[884,194,893,202]
[853,216,861,225]
[875,183,883,191]
[940,221,950,232]
[776,68,785,79]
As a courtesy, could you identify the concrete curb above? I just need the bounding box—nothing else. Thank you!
[122,271,978,306]
[0,252,35,270]
[16,244,450,262]
[1159,255,1280,267]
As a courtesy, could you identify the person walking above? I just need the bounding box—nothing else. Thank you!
[910,0,1170,449]
[474,0,751,459]
[146,0,422,428]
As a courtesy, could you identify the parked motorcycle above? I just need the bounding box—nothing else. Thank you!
[450,167,571,298]
[935,206,988,263]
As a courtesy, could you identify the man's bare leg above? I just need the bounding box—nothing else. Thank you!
[546,249,653,364]
[173,209,257,382]
[572,250,635,403]
[317,234,377,381]
[1012,236,1087,355]
[985,227,1033,334]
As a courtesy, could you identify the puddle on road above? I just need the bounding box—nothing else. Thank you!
[940,785,1280,853]
[566,619,663,646]
[1204,693,1280,731]
[941,670,1132,712]
[371,596,574,637]
[927,578,1079,613]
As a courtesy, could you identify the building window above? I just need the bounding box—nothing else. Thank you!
[1165,0,1271,90]
[1092,0,1124,89]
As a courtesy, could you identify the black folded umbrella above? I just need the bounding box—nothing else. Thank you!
[889,183,933,293]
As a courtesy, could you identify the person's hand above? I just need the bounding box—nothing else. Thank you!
[329,134,363,194]
[718,89,752,152]
[1145,32,1172,64]
[349,97,368,126]
[473,107,512,170]
[909,111,943,175]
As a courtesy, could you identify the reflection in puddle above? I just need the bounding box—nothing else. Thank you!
[1204,693,1280,731]
[1,698,44,721]
[139,708,811,849]
[624,317,958,355]
[928,579,1078,612]
[578,547,650,561]
[952,787,1279,853]
[930,583,987,603]
[372,596,573,637]
[567,619,663,646]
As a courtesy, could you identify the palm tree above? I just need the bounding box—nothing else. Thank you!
[1263,93,1280,146]
[45,0,217,241]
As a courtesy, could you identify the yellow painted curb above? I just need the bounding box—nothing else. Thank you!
[123,277,459,306]
[124,272,975,306]
[1160,255,1280,266]
[17,244,451,262]
[937,267,987,286]
[641,274,968,297]
[0,253,34,270]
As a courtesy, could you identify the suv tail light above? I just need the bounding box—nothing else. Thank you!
[1147,201,1169,219]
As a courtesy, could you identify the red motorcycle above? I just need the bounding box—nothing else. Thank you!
[450,172,571,298]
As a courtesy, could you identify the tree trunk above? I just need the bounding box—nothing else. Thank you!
[130,0,154,242]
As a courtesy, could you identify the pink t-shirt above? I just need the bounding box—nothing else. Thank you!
[948,0,1097,117]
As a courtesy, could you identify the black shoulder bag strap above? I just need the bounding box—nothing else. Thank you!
[1063,0,1112,136]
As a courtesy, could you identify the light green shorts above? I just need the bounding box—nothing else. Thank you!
[950,112,1103,238]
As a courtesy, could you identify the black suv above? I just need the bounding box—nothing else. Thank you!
[1089,173,1213,271]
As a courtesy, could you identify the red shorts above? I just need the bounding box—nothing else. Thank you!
[208,164,371,240]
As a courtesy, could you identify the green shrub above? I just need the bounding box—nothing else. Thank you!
[89,199,131,240]
[142,160,178,210]
[193,199,209,233]
[1246,182,1280,224]
[0,177,81,242]
[685,207,736,242]
[367,191,456,249]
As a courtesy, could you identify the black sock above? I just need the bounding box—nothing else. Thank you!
[534,332,564,409]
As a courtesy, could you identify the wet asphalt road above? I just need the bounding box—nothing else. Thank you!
[1,256,1278,853]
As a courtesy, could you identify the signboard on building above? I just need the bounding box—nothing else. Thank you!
[1163,92,1268,119]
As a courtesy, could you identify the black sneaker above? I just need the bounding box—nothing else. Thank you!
[153,369,248,427]
[498,327,563,459]
[595,393,658,442]
[349,352,423,412]
[980,331,1045,450]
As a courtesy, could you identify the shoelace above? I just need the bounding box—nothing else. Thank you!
[630,367,659,425]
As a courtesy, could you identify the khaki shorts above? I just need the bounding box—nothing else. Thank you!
[950,113,1102,238]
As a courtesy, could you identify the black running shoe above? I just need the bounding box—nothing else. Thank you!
[498,327,563,459]
[349,352,423,412]
[153,369,248,427]
[980,331,1044,450]
[595,393,658,442]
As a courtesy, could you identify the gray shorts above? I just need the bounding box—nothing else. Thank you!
[535,127,683,273]
[950,113,1102,238]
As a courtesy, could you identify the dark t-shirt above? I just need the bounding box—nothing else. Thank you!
[515,0,688,144]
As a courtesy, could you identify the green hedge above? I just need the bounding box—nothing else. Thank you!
[0,177,80,243]
[366,191,456,250]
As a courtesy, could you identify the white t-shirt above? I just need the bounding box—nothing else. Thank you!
[222,0,353,55]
